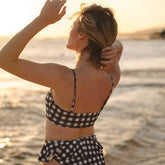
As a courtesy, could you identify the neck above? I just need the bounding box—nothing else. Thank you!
[75,51,95,70]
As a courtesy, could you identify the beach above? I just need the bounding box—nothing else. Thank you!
[0,37,165,165]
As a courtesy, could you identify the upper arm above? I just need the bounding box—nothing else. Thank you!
[106,61,121,87]
[1,59,71,88]
[109,40,122,86]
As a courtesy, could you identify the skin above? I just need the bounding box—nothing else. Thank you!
[101,40,123,85]
[0,0,123,164]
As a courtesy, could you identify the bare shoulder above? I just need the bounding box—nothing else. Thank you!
[53,64,74,87]
[43,63,74,89]
[1,58,73,89]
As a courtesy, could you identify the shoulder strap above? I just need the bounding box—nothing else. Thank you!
[100,74,114,110]
[107,74,114,98]
[70,69,76,112]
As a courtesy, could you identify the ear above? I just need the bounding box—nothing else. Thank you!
[78,32,86,40]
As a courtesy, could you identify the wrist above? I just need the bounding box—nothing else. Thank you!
[34,16,48,29]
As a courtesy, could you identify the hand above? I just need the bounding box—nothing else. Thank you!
[101,45,117,68]
[39,0,66,26]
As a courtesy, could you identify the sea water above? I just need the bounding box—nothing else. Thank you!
[0,37,165,165]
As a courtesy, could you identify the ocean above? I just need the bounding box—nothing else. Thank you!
[0,37,165,165]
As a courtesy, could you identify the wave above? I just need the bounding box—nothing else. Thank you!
[118,68,165,88]
[104,115,165,165]
[122,68,165,77]
[118,82,165,88]
[0,101,25,110]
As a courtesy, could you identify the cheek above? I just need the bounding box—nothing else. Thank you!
[66,32,79,50]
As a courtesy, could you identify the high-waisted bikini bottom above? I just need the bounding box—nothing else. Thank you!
[38,135,105,165]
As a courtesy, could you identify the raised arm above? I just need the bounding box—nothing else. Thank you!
[101,40,123,86]
[113,40,123,62]
[0,0,67,88]
[101,40,123,64]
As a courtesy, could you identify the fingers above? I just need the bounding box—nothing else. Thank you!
[100,45,117,68]
[101,54,114,66]
[52,0,66,18]
[39,0,66,25]
[56,0,66,20]
[50,0,67,21]
[43,0,51,7]
[101,59,113,65]
[101,45,117,65]
[102,46,115,52]
[58,0,67,11]
[101,54,116,60]
[58,6,66,20]
[101,50,116,56]
[43,0,66,11]
[52,0,66,8]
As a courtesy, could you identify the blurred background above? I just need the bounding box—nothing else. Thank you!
[0,0,165,38]
[0,0,165,165]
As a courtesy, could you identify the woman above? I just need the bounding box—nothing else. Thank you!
[0,0,123,164]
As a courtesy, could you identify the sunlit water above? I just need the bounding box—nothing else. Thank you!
[0,37,165,165]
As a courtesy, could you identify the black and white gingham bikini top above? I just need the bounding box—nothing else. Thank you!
[46,69,114,128]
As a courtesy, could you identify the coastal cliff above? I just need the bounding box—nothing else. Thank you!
[119,27,165,40]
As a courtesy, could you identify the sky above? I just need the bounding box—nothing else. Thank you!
[0,0,165,38]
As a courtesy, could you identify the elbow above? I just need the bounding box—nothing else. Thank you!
[0,56,3,69]
[0,56,14,70]
[0,55,6,69]
[0,52,17,70]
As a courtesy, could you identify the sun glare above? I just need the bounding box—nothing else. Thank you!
[0,138,10,149]
[0,0,44,36]
[0,0,165,37]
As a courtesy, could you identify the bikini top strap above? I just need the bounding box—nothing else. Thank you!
[70,69,76,112]
[107,74,114,98]
[100,73,114,110]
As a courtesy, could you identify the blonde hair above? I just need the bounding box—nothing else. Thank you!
[77,4,118,69]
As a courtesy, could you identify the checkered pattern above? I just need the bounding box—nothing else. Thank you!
[46,90,101,128]
[45,69,114,128]
[38,135,105,165]
[40,70,113,164]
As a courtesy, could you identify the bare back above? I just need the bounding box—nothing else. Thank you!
[45,67,114,141]
[52,68,113,114]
